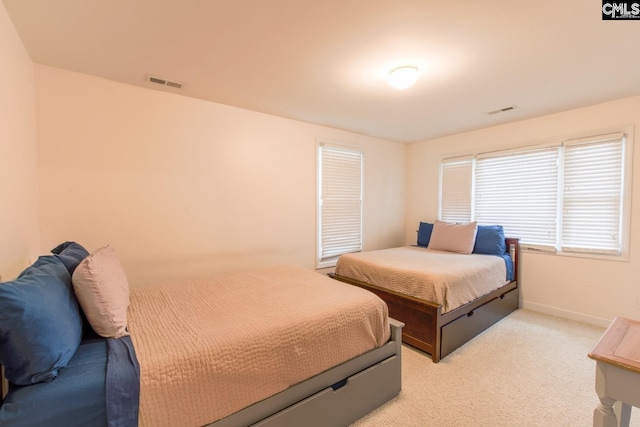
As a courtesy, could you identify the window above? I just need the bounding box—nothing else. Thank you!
[440,130,631,258]
[317,143,363,268]
[439,157,473,223]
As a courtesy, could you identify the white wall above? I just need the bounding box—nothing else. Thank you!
[407,96,640,326]
[34,66,406,287]
[0,3,41,280]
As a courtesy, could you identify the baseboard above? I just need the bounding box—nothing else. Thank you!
[520,300,611,328]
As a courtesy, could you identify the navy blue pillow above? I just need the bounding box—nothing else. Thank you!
[51,241,89,275]
[51,242,97,337]
[417,222,433,247]
[0,256,83,385]
[473,225,506,255]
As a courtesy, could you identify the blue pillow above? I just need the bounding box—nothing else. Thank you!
[0,256,83,385]
[51,242,97,337]
[417,222,433,247]
[473,225,506,255]
[51,241,89,275]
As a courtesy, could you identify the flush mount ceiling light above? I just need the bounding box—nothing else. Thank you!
[388,65,419,90]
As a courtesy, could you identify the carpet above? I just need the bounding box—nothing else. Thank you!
[353,309,640,426]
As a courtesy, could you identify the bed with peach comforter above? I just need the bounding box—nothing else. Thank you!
[128,265,394,427]
[331,238,520,363]
[0,253,401,427]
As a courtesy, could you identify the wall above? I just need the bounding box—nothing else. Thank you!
[34,66,406,287]
[407,96,640,326]
[0,3,41,280]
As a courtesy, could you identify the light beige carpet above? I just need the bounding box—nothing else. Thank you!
[353,309,640,427]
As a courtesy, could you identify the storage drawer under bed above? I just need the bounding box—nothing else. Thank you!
[252,354,401,427]
[440,286,519,359]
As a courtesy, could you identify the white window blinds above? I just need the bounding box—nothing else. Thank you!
[475,146,559,249]
[440,158,473,223]
[439,130,629,257]
[318,144,363,265]
[561,133,624,254]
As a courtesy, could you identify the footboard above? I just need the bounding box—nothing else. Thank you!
[329,275,442,358]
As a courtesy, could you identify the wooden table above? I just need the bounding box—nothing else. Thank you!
[588,317,640,427]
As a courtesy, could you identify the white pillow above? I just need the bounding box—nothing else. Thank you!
[72,245,130,338]
[427,220,478,254]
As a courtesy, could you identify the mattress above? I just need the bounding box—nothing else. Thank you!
[128,265,390,427]
[335,246,509,313]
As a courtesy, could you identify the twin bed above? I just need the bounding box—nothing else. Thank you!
[331,221,520,362]
[0,243,402,427]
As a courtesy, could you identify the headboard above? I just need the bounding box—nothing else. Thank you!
[505,237,520,283]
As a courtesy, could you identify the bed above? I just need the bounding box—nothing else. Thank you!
[330,221,519,363]
[0,242,403,427]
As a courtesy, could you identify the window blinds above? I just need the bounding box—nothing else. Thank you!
[475,146,559,250]
[561,134,624,254]
[319,144,363,262]
[439,131,627,255]
[440,158,473,223]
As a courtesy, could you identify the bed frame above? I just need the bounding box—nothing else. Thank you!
[330,238,520,363]
[209,318,404,427]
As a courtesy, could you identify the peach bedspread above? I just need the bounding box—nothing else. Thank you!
[335,246,507,313]
[127,265,389,427]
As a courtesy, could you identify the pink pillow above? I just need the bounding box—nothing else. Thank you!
[72,245,130,338]
[427,220,478,254]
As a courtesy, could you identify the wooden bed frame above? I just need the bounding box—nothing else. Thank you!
[210,319,404,427]
[330,238,520,363]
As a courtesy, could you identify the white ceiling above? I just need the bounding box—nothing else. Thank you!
[4,0,640,143]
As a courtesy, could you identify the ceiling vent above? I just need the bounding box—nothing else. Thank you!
[145,74,184,89]
[487,105,517,115]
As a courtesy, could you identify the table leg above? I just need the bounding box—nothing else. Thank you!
[619,402,632,427]
[593,395,618,427]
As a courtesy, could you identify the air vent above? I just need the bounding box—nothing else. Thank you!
[487,105,516,115]
[145,74,184,90]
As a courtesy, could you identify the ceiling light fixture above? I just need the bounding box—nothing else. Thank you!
[388,65,419,90]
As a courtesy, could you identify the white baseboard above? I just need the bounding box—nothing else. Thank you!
[520,300,612,328]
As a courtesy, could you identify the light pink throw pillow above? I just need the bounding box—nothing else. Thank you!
[427,220,478,254]
[72,245,130,338]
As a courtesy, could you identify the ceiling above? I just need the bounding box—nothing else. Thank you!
[4,0,640,143]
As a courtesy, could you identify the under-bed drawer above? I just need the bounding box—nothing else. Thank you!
[252,354,401,427]
[440,286,519,359]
